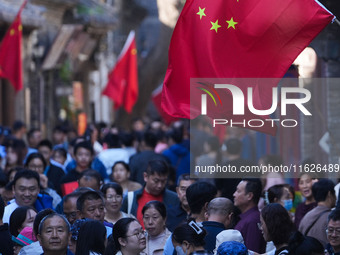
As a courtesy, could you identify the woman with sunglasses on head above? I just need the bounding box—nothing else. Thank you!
[172,220,212,255]
[142,201,171,255]
[108,217,146,255]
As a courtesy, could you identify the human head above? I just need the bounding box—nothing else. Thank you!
[52,125,67,145]
[260,203,294,246]
[74,141,93,171]
[172,221,207,255]
[206,197,234,229]
[186,182,217,215]
[78,169,102,190]
[267,184,294,211]
[75,220,107,255]
[287,231,324,255]
[4,138,27,168]
[63,191,83,225]
[143,130,158,149]
[176,174,197,209]
[298,172,317,200]
[52,148,67,166]
[327,209,340,252]
[103,133,121,148]
[101,182,123,215]
[225,138,242,155]
[27,128,42,149]
[9,206,37,237]
[217,241,248,255]
[37,139,53,163]
[143,160,169,196]
[76,190,105,222]
[142,201,167,237]
[33,208,55,237]
[233,178,262,213]
[12,120,27,139]
[312,179,336,207]
[12,169,40,207]
[112,161,130,184]
[112,218,146,254]
[37,213,71,254]
[25,153,47,174]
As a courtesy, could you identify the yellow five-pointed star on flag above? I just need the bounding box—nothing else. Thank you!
[226,17,238,29]
[197,7,206,20]
[210,20,221,33]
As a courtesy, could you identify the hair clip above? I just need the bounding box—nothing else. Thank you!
[188,221,203,234]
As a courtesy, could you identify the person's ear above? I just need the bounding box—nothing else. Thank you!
[182,241,191,253]
[246,192,254,202]
[118,237,127,247]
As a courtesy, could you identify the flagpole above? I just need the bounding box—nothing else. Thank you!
[335,18,340,27]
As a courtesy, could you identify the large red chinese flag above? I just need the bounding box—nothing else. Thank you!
[0,0,27,92]
[162,0,334,134]
[102,31,138,113]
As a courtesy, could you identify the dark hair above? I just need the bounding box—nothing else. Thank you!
[243,178,262,204]
[104,234,115,255]
[112,218,139,253]
[10,206,37,236]
[101,182,123,197]
[142,201,167,219]
[37,139,53,151]
[167,127,183,144]
[143,131,158,148]
[53,147,67,159]
[186,182,217,214]
[288,231,324,255]
[112,161,130,173]
[63,190,84,204]
[120,132,135,147]
[0,196,5,220]
[145,159,169,176]
[78,169,102,186]
[312,179,335,202]
[328,209,340,223]
[33,208,55,236]
[53,125,67,134]
[267,184,285,203]
[76,190,104,212]
[27,128,40,139]
[12,169,40,188]
[75,220,107,255]
[104,134,121,148]
[0,171,8,188]
[38,213,70,235]
[74,141,94,156]
[12,120,26,132]
[261,203,294,246]
[176,173,197,186]
[3,138,27,166]
[25,152,47,170]
[172,221,207,247]
[225,138,242,155]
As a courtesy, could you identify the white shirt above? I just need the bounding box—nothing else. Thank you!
[2,199,19,224]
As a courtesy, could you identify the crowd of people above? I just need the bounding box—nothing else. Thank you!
[0,119,339,255]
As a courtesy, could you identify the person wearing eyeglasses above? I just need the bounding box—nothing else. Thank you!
[142,201,171,255]
[172,220,213,255]
[101,182,133,225]
[110,218,146,255]
[325,209,340,255]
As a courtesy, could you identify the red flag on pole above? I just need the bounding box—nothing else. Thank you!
[162,0,334,135]
[0,0,27,92]
[102,31,138,113]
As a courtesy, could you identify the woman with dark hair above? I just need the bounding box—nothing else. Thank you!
[259,203,295,255]
[172,220,212,255]
[294,172,318,228]
[108,217,146,255]
[266,184,295,213]
[111,161,142,194]
[142,201,171,255]
[4,138,27,174]
[9,206,37,237]
[101,182,134,224]
[287,231,324,255]
[25,152,62,208]
[75,220,107,255]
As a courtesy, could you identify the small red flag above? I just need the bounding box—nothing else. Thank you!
[162,0,334,135]
[102,31,138,113]
[0,0,27,92]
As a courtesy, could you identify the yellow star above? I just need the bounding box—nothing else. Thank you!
[196,7,206,20]
[226,17,238,29]
[18,25,22,31]
[210,20,221,33]
[10,29,15,36]
[131,48,137,55]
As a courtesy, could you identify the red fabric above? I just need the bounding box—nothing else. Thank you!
[136,189,163,228]
[162,0,333,135]
[102,31,138,113]
[0,0,27,92]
